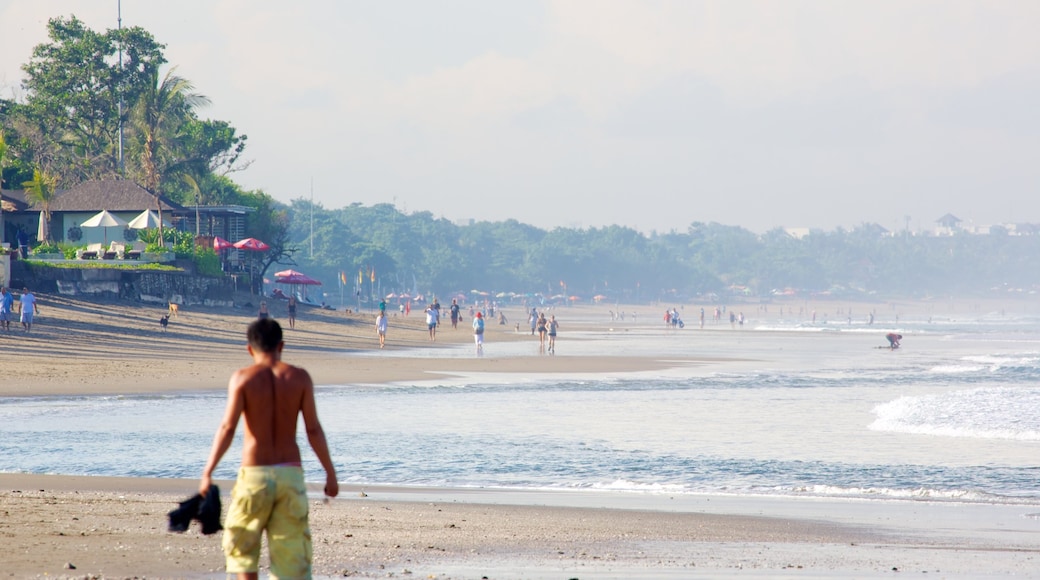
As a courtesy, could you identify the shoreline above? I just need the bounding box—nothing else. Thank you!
[2,474,1039,578]
[5,294,1040,577]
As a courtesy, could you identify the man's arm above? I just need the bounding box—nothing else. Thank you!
[199,375,246,496]
[299,374,338,498]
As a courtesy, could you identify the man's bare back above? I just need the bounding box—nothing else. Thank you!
[200,322,337,499]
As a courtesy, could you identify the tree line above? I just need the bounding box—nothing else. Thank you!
[286,199,1040,304]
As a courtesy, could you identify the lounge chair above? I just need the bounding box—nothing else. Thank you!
[108,242,127,259]
[126,241,147,260]
[77,243,103,260]
[101,241,123,260]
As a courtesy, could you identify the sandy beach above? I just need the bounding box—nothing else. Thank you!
[3,293,1039,578]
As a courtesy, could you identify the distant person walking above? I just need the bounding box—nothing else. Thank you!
[375,311,388,348]
[472,311,485,356]
[0,286,13,331]
[537,312,548,353]
[450,299,461,329]
[547,315,559,354]
[19,287,39,332]
[425,304,439,341]
[286,296,297,329]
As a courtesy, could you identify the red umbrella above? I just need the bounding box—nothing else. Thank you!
[234,237,269,251]
[213,236,233,251]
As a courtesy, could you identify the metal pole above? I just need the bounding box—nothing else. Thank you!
[117,0,125,176]
[309,177,314,258]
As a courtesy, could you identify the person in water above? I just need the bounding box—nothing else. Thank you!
[886,333,902,349]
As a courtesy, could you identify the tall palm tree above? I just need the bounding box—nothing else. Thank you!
[130,67,210,246]
[22,169,58,243]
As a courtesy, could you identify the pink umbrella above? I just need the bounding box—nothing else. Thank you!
[213,236,233,251]
[275,269,305,277]
[234,237,269,251]
[276,272,321,285]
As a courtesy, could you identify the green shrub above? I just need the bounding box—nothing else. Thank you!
[194,247,223,277]
[33,241,61,254]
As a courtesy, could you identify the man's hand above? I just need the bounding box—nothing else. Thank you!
[199,474,212,497]
[325,473,339,498]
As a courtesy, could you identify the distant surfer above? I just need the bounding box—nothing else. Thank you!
[885,333,902,350]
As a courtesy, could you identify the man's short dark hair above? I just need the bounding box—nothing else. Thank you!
[247,318,283,352]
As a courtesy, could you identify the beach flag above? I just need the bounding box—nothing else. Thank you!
[358,269,363,286]
[340,271,347,285]
[370,267,375,282]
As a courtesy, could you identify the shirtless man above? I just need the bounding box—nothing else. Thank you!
[199,318,338,580]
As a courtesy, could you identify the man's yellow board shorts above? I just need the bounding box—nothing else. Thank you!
[223,466,311,579]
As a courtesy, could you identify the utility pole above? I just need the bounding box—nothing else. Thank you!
[117,0,125,177]
[309,177,314,258]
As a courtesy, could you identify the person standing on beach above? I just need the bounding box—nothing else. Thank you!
[425,303,438,341]
[19,287,38,332]
[547,315,559,354]
[537,312,548,353]
[257,301,270,320]
[450,298,461,329]
[286,296,297,330]
[0,286,13,331]
[472,311,485,356]
[375,310,388,348]
[199,318,338,580]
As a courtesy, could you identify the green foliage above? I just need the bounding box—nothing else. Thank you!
[32,241,61,254]
[193,247,223,277]
[26,260,180,272]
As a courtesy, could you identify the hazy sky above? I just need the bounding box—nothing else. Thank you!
[2,1,1039,234]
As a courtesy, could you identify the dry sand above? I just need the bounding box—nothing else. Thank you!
[2,293,1039,578]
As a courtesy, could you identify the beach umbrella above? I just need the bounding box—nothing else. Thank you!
[213,236,233,251]
[276,272,321,285]
[80,210,128,244]
[126,209,169,229]
[275,269,321,286]
[233,238,269,295]
[233,237,269,251]
[36,211,48,242]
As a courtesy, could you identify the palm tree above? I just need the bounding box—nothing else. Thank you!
[130,67,210,246]
[22,169,58,243]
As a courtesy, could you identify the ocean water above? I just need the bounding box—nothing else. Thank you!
[3,307,1040,506]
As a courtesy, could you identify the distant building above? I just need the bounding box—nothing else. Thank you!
[935,213,962,236]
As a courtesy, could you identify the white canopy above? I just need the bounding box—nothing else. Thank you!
[81,210,128,228]
[126,209,169,229]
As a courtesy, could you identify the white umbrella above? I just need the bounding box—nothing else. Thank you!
[81,210,128,244]
[126,209,169,229]
[37,211,48,242]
